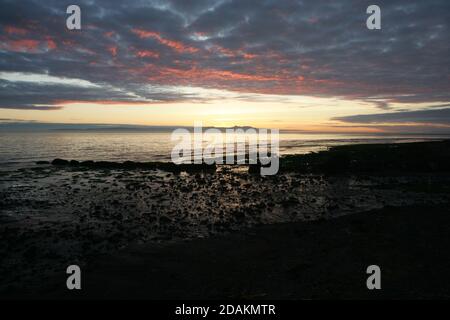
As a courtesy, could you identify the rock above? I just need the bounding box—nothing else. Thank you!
[36,161,50,165]
[70,160,80,166]
[159,216,172,224]
[123,161,137,168]
[248,164,261,174]
[180,186,191,193]
[51,158,69,165]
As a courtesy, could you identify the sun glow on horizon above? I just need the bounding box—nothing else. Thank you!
[0,96,375,130]
[1,71,447,133]
[1,80,447,133]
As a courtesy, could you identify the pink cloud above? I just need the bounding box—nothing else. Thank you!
[108,46,117,56]
[4,25,28,35]
[136,50,159,59]
[1,39,40,52]
[131,28,198,53]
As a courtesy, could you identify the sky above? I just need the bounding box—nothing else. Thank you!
[0,0,449,133]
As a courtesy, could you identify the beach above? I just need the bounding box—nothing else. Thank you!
[1,140,450,299]
[41,205,450,299]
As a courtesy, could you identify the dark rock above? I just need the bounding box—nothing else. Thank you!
[159,216,172,224]
[248,164,260,174]
[51,158,69,165]
[36,161,50,165]
[123,161,137,168]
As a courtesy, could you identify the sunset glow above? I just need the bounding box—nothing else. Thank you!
[0,1,449,133]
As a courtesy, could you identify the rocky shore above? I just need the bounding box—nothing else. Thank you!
[1,140,450,298]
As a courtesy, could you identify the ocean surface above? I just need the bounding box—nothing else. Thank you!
[0,131,449,170]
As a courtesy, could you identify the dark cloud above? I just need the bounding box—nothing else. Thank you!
[0,0,448,110]
[365,99,392,110]
[0,79,151,109]
[332,108,450,126]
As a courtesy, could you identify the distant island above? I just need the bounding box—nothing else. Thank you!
[0,121,260,132]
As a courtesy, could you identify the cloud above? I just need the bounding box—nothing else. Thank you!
[0,72,100,87]
[332,108,450,126]
[0,78,155,110]
[365,99,392,111]
[0,0,448,110]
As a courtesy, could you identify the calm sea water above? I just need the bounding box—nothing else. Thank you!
[0,131,448,169]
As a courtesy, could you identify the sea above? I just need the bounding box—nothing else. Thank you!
[0,131,449,170]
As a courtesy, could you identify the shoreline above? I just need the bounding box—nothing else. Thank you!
[2,138,449,173]
[30,139,450,174]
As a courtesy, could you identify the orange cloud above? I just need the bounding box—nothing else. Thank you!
[131,28,198,53]
[46,38,57,50]
[108,46,117,56]
[208,45,235,57]
[1,39,40,52]
[131,29,159,39]
[104,31,115,38]
[243,53,257,60]
[136,50,159,59]
[147,66,282,82]
[4,26,28,35]
[207,45,257,60]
